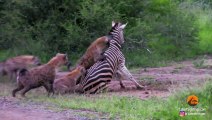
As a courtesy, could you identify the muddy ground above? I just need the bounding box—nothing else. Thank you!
[0,56,211,120]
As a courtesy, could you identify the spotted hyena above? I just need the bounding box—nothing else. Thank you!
[53,65,86,94]
[0,55,41,80]
[12,53,68,97]
[68,36,110,71]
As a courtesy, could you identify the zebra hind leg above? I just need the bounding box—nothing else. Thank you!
[89,82,108,94]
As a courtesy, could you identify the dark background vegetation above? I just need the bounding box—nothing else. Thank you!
[0,0,211,67]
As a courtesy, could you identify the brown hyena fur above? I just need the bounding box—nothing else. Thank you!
[0,62,6,76]
[66,36,110,88]
[53,65,86,94]
[12,53,68,97]
[68,36,110,71]
[1,55,41,81]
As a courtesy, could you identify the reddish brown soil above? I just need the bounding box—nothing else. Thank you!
[56,57,212,99]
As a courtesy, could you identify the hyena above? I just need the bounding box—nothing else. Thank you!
[53,65,86,94]
[0,55,41,80]
[68,36,110,71]
[12,53,68,97]
[67,36,111,87]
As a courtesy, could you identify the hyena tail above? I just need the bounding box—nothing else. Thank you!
[16,68,28,83]
[18,68,28,76]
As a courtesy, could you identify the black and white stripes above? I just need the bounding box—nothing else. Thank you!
[79,21,143,94]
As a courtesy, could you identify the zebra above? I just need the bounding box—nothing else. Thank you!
[78,21,144,94]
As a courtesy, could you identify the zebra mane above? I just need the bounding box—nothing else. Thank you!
[108,22,119,35]
[107,22,123,48]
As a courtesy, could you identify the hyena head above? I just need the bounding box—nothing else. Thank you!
[69,65,86,77]
[52,53,68,67]
[73,65,86,85]
[76,65,86,75]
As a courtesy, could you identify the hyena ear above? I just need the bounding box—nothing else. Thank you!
[120,22,128,29]
[112,21,116,27]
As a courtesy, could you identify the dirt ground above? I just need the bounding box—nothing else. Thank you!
[0,56,211,120]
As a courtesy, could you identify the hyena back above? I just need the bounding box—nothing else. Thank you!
[54,65,86,94]
[1,55,41,81]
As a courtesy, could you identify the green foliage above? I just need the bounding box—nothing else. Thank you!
[0,0,211,66]
[124,50,168,68]
[179,0,212,54]
[198,12,212,53]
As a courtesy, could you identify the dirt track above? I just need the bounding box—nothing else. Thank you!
[0,97,108,120]
[0,56,211,120]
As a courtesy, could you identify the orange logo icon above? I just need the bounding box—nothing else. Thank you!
[187,95,198,106]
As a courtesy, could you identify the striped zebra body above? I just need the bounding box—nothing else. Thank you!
[79,21,143,94]
[81,40,125,94]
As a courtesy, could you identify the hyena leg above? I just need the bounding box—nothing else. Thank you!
[74,84,84,93]
[50,81,55,95]
[43,83,54,96]
[50,83,55,95]
[12,84,24,97]
[43,84,51,96]
[21,86,32,97]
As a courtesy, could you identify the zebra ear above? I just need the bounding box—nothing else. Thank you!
[120,22,128,29]
[112,21,116,27]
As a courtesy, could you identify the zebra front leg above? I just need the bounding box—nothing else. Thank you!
[119,65,144,89]
[115,71,125,89]
[130,76,144,90]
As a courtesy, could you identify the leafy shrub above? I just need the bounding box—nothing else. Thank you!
[0,0,210,66]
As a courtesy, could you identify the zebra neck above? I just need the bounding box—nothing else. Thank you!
[110,40,121,49]
[106,34,113,40]
[105,42,122,70]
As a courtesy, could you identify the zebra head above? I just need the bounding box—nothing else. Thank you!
[108,21,127,45]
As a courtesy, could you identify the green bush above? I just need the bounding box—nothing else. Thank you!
[179,0,212,54]
[0,0,211,66]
